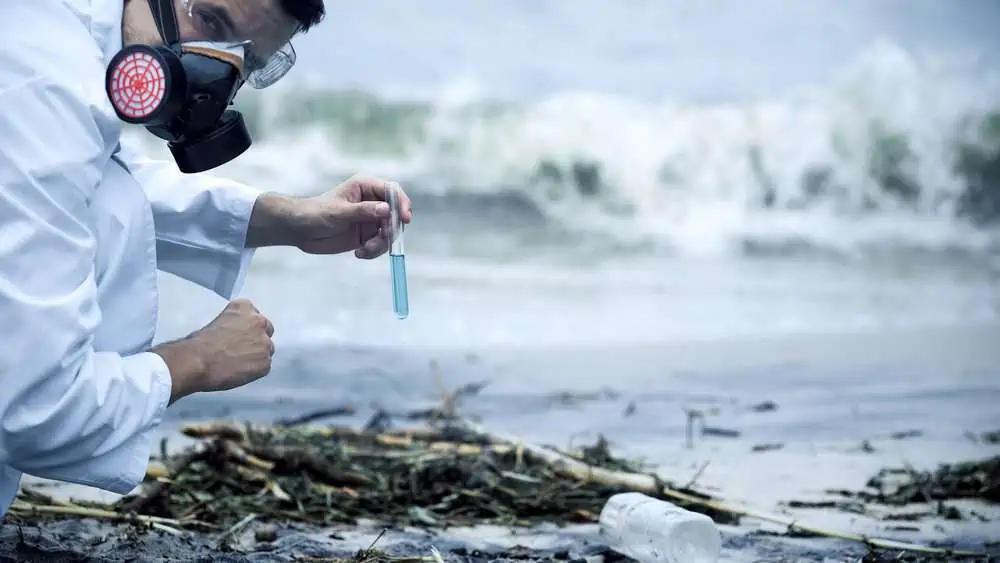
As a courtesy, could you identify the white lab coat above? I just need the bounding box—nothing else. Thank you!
[0,0,262,515]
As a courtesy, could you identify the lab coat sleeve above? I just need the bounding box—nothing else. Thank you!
[116,139,262,299]
[0,77,172,494]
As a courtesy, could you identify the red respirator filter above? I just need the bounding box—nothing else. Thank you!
[106,45,181,124]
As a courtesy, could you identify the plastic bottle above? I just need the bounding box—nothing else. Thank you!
[598,492,722,563]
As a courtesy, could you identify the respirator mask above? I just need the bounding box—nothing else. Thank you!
[105,0,299,173]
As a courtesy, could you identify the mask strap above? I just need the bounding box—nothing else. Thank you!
[149,0,180,45]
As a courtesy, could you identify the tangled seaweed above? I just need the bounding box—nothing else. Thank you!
[105,422,725,530]
[862,457,1000,506]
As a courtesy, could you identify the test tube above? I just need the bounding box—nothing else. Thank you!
[387,182,409,319]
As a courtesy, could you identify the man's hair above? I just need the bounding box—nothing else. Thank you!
[279,0,325,32]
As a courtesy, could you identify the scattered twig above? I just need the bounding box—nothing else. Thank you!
[684,461,711,490]
[702,427,741,438]
[360,529,388,559]
[275,404,357,427]
[151,522,187,536]
[216,513,257,548]
[9,501,212,530]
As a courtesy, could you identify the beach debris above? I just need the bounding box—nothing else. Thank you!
[216,513,256,550]
[7,489,208,532]
[783,499,867,514]
[683,409,741,446]
[9,417,994,561]
[684,409,702,449]
[442,419,992,559]
[276,404,357,427]
[858,551,973,563]
[87,421,720,530]
[888,430,924,441]
[683,461,711,490]
[334,538,445,563]
[852,440,877,453]
[254,523,278,543]
[821,456,1000,525]
[860,456,1000,506]
[622,401,637,417]
[682,408,743,449]
[8,372,997,563]
[544,388,620,409]
[701,427,741,439]
[684,409,705,450]
[748,400,778,413]
[435,379,490,416]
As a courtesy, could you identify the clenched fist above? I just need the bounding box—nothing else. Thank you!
[154,299,276,403]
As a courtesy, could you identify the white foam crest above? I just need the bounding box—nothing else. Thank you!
[418,41,998,255]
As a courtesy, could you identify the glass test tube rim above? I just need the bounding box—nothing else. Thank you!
[388,182,405,255]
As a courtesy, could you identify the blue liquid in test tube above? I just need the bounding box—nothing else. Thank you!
[390,254,408,319]
[387,182,409,319]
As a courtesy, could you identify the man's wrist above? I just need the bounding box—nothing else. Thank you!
[153,339,208,405]
[245,193,302,248]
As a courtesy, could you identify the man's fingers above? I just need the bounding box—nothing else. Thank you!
[348,176,413,224]
[354,231,390,260]
[347,175,392,202]
[343,200,390,222]
[357,221,379,248]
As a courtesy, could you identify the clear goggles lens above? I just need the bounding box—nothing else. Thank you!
[179,0,298,89]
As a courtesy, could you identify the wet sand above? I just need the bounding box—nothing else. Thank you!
[4,324,999,561]
[2,518,963,562]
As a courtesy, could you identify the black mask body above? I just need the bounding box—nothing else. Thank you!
[105,0,252,173]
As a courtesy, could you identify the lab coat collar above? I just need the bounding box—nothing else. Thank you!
[63,0,126,63]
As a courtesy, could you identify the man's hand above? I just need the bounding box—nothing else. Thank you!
[153,299,275,404]
[245,175,413,259]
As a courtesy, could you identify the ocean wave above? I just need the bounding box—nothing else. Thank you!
[126,41,1000,257]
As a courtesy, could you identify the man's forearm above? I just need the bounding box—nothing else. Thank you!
[245,193,301,248]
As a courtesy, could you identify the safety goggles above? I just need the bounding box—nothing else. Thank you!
[179,0,299,89]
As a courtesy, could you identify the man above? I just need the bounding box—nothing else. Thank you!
[0,0,413,516]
